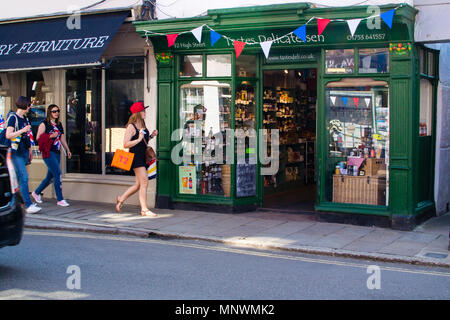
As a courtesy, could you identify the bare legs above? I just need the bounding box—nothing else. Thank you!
[117,167,155,216]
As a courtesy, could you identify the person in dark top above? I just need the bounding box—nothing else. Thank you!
[115,102,158,216]
[6,96,41,214]
[32,104,71,207]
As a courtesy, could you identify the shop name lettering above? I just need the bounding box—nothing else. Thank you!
[225,33,325,46]
[0,36,109,55]
[175,33,325,49]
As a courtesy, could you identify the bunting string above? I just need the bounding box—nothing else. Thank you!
[143,5,404,58]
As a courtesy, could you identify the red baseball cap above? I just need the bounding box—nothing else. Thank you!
[130,102,149,114]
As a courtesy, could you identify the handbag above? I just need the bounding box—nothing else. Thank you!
[111,149,135,171]
[145,146,156,164]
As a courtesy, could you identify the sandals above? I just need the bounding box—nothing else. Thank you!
[116,196,124,213]
[141,209,158,217]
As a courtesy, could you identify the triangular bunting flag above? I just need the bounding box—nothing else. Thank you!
[260,41,273,59]
[380,9,395,29]
[353,97,360,107]
[330,96,337,106]
[191,26,203,43]
[166,34,178,47]
[210,30,222,46]
[317,19,331,36]
[342,97,348,107]
[347,19,362,36]
[234,41,246,58]
[293,25,306,42]
[365,98,371,107]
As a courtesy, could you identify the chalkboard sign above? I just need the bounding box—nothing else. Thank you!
[236,163,257,197]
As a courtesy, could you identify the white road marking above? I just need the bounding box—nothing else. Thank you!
[24,230,450,278]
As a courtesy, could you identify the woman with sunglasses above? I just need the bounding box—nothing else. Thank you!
[32,104,71,207]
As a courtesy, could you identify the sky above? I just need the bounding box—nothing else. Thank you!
[0,0,415,22]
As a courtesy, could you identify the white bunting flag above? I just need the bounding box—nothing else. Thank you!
[365,98,371,107]
[330,96,337,106]
[191,25,203,43]
[260,40,273,59]
[347,19,362,37]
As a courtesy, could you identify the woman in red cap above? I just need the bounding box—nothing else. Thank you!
[115,102,158,216]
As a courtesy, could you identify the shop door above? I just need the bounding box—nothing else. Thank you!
[262,68,317,211]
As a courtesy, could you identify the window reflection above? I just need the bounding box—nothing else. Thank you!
[180,55,202,77]
[105,57,144,175]
[66,68,102,174]
[207,55,231,77]
[359,48,389,73]
[179,81,231,196]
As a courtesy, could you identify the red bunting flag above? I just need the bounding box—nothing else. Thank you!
[317,19,331,36]
[167,34,179,47]
[353,97,359,107]
[234,41,246,58]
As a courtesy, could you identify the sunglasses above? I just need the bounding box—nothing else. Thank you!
[51,110,60,114]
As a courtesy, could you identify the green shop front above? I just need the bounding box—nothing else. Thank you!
[134,3,438,229]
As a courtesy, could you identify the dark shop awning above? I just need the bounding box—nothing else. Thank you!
[0,12,128,71]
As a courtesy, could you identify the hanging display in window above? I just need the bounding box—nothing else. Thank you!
[326,79,389,206]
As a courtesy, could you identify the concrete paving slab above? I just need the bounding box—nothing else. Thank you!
[343,240,391,253]
[356,228,404,244]
[398,232,441,244]
[241,218,287,229]
[291,222,347,237]
[423,235,449,251]
[252,221,317,238]
[377,240,428,257]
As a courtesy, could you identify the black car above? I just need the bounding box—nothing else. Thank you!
[0,145,25,248]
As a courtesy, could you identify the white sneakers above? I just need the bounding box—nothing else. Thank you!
[26,203,42,214]
[31,191,42,204]
[30,192,70,209]
[57,200,70,207]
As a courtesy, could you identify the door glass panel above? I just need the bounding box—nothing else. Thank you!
[325,78,389,206]
[179,81,231,196]
[235,80,257,197]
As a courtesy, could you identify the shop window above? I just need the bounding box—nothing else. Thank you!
[105,57,144,175]
[419,79,433,136]
[179,81,232,196]
[180,55,202,77]
[325,49,354,74]
[427,51,435,77]
[325,78,389,206]
[206,54,231,77]
[359,48,389,73]
[420,48,425,74]
[26,71,46,146]
[236,55,256,78]
[66,68,102,174]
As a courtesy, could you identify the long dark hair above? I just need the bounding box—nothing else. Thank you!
[46,104,60,125]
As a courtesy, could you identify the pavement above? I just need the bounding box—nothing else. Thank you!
[24,199,450,268]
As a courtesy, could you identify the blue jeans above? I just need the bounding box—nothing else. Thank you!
[35,151,64,201]
[11,151,32,208]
